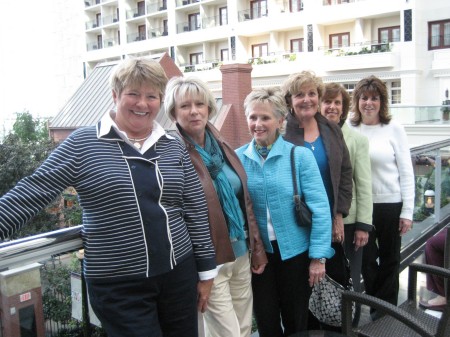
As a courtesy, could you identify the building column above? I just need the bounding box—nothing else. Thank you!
[219,63,253,149]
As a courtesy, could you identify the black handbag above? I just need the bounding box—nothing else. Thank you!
[290,146,312,227]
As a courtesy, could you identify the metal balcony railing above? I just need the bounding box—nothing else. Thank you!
[238,9,268,22]
[0,138,449,336]
[148,27,168,38]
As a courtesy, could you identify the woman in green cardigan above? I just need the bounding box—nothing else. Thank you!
[320,82,373,325]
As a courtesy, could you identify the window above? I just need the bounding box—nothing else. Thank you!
[250,0,267,19]
[429,20,450,50]
[163,20,168,35]
[379,26,400,43]
[290,38,303,52]
[190,52,203,65]
[97,35,103,49]
[137,1,145,15]
[95,13,101,27]
[219,7,228,26]
[391,81,401,104]
[189,13,201,31]
[343,83,355,101]
[290,0,303,12]
[221,49,229,61]
[138,25,146,40]
[252,43,268,57]
[329,33,350,49]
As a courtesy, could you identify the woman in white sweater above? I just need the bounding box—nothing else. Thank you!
[348,75,415,320]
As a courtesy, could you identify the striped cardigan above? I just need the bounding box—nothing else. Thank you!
[0,122,216,282]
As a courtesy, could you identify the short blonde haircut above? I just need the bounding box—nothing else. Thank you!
[110,57,168,99]
[164,76,217,121]
[281,71,324,110]
[244,87,289,120]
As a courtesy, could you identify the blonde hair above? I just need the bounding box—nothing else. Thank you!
[110,57,168,99]
[281,70,324,110]
[243,87,289,120]
[164,76,217,121]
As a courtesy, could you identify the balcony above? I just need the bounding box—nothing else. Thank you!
[431,49,450,74]
[85,20,101,30]
[202,14,226,29]
[176,0,200,7]
[86,42,102,51]
[181,60,221,73]
[322,0,358,5]
[101,15,119,26]
[238,9,268,22]
[126,7,145,20]
[0,138,448,336]
[148,27,168,38]
[177,22,201,33]
[320,42,395,71]
[127,33,147,43]
[147,1,167,13]
[103,38,117,48]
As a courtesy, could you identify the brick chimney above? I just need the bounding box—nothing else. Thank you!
[219,64,253,149]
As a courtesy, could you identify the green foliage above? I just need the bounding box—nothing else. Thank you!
[0,111,82,239]
[0,112,56,196]
[12,111,50,142]
[42,260,79,322]
[41,257,107,336]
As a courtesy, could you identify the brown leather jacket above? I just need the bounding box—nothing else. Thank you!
[176,122,268,268]
[284,112,353,218]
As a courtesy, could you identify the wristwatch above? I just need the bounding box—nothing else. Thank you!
[313,258,326,264]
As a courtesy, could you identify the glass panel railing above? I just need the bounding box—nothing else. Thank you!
[390,105,450,125]
[0,139,449,336]
[401,139,450,266]
[0,226,107,336]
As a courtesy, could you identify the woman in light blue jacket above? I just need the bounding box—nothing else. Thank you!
[236,87,334,337]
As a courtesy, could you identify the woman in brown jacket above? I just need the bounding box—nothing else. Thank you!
[282,71,353,331]
[164,76,267,337]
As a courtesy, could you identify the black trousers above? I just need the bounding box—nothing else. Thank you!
[362,202,402,307]
[87,254,198,337]
[344,225,364,294]
[252,241,311,337]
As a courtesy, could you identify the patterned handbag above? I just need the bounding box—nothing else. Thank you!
[309,245,355,327]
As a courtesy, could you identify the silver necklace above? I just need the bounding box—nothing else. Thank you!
[129,135,150,149]
[307,135,319,151]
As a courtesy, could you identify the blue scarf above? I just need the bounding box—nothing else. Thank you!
[193,130,246,241]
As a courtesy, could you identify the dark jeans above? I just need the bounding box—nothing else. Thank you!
[252,241,311,337]
[87,254,198,337]
[362,202,402,307]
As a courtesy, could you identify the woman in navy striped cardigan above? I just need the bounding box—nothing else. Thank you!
[0,57,217,337]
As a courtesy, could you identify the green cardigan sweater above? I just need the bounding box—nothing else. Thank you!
[342,123,373,231]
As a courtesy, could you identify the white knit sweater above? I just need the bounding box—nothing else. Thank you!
[348,121,415,220]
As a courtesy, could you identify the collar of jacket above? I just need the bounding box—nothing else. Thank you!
[175,121,227,149]
[243,135,287,163]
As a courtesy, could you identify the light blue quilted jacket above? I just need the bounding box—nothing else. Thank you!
[236,136,334,261]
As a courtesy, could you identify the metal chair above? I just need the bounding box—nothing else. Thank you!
[341,227,450,337]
